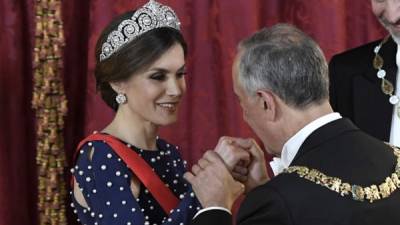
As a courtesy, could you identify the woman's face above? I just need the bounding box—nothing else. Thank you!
[118,43,187,126]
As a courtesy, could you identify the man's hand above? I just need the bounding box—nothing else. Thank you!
[241,139,269,193]
[184,151,245,210]
[213,136,269,192]
[214,136,251,172]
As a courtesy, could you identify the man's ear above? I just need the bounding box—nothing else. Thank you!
[257,90,277,121]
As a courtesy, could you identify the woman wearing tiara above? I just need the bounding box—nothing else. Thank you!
[70,1,203,224]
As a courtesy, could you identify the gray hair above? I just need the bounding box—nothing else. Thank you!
[238,23,329,109]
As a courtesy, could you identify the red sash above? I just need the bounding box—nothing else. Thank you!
[72,133,179,214]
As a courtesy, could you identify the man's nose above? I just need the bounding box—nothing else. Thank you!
[385,0,400,24]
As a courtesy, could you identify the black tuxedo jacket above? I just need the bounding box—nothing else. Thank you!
[329,37,398,142]
[192,119,400,225]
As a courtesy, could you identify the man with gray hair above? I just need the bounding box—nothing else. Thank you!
[184,24,400,225]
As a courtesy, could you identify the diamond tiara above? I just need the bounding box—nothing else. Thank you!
[99,0,181,61]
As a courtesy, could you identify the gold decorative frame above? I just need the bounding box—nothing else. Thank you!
[32,0,68,224]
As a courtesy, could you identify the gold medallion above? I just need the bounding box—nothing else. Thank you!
[381,79,394,95]
[373,55,384,69]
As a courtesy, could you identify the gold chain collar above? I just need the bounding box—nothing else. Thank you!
[282,145,400,203]
[373,36,400,118]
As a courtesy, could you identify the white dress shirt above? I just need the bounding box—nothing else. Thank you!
[193,206,231,219]
[270,112,342,175]
[389,43,400,147]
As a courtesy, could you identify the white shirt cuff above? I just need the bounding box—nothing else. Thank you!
[193,207,231,219]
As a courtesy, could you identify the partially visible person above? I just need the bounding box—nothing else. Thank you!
[185,24,400,225]
[69,1,249,224]
[329,0,400,147]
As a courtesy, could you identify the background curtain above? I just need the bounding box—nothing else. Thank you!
[0,0,386,224]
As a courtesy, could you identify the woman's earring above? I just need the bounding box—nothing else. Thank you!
[115,93,127,104]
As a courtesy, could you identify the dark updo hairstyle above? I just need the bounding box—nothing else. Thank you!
[95,11,187,111]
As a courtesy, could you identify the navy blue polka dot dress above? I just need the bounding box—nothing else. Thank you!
[70,135,202,225]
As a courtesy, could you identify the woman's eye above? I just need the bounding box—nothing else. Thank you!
[150,73,166,81]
